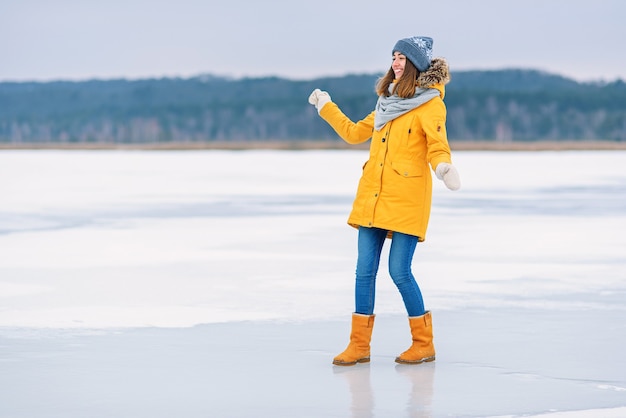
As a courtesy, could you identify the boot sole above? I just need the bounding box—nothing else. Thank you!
[333,357,370,366]
[394,356,435,365]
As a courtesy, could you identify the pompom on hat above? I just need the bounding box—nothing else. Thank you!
[392,36,433,72]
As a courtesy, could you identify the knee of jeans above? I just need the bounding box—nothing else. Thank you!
[356,273,376,285]
[356,263,379,279]
[389,264,413,283]
[389,268,412,285]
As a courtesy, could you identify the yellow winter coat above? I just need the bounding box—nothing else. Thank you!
[319,58,452,241]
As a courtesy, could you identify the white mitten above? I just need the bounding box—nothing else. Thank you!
[308,89,332,113]
[435,163,461,191]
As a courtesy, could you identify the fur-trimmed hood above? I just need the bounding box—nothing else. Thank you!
[417,57,450,88]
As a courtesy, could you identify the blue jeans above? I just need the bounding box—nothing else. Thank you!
[354,226,425,317]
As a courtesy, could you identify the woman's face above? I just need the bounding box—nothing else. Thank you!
[392,52,406,79]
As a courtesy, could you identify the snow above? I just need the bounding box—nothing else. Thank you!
[0,149,625,417]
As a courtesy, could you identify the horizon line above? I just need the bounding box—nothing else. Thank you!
[1,67,624,85]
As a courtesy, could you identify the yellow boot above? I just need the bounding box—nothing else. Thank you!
[333,313,375,366]
[395,311,436,364]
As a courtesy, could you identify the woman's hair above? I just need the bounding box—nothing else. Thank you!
[375,57,419,98]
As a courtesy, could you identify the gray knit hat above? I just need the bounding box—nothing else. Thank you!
[392,36,433,72]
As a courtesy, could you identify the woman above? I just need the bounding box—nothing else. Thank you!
[308,36,460,366]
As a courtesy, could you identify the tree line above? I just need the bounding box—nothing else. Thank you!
[1,70,625,144]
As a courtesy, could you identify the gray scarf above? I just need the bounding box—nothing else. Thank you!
[374,86,440,131]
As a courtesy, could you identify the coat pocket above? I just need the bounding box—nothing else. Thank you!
[390,160,424,178]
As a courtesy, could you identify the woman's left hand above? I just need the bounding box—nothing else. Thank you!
[435,163,461,191]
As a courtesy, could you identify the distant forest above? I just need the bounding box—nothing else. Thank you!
[1,69,625,144]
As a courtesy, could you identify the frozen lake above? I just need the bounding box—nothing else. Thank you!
[0,149,625,417]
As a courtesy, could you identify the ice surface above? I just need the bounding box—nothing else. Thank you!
[0,149,625,417]
[1,311,624,417]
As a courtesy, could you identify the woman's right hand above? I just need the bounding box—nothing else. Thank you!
[308,89,332,113]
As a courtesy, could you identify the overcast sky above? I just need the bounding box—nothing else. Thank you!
[1,0,625,83]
